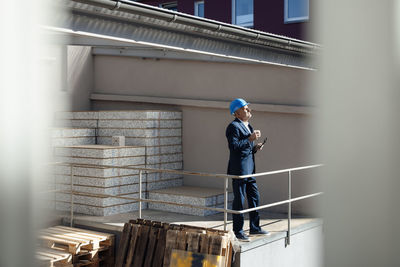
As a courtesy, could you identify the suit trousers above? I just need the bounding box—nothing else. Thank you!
[232,178,261,235]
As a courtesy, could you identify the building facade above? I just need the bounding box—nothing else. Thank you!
[140,0,312,41]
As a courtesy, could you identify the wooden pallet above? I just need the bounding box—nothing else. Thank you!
[36,247,73,267]
[37,226,115,267]
[115,219,233,267]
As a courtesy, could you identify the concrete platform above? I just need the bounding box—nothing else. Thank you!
[49,209,322,267]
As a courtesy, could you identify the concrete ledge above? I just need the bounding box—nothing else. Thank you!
[90,94,315,115]
[238,218,323,253]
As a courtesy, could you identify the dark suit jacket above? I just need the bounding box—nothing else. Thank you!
[226,118,256,177]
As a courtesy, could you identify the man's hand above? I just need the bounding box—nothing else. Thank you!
[248,130,261,141]
[253,143,264,153]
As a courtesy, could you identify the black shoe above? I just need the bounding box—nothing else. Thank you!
[235,232,250,241]
[249,229,270,236]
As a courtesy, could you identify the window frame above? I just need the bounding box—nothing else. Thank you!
[284,0,309,24]
[194,1,204,17]
[231,0,254,28]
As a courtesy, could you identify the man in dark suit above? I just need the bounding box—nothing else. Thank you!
[226,98,269,241]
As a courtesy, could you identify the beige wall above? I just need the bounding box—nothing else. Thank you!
[94,56,313,106]
[91,55,319,214]
[181,106,319,214]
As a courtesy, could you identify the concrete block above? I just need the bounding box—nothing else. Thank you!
[112,136,125,146]
[55,111,99,120]
[160,137,182,146]
[53,165,140,177]
[160,112,182,119]
[55,201,145,216]
[147,162,183,170]
[160,120,182,128]
[56,183,140,196]
[55,156,145,167]
[98,128,181,138]
[160,145,182,154]
[97,129,153,137]
[55,146,129,158]
[55,174,141,187]
[56,119,99,128]
[146,178,183,191]
[98,119,159,129]
[99,111,159,120]
[51,128,96,138]
[119,165,145,176]
[144,145,182,155]
[97,137,182,146]
[159,129,181,137]
[52,137,96,147]
[55,192,136,206]
[146,153,183,164]
[147,186,233,216]
[146,172,182,182]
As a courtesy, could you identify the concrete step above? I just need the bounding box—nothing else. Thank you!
[148,186,233,216]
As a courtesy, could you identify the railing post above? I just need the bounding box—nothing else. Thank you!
[70,165,74,227]
[139,170,142,219]
[285,170,292,247]
[224,177,228,231]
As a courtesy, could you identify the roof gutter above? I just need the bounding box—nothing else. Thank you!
[71,0,320,54]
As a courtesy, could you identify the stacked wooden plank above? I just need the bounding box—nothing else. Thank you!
[36,226,115,267]
[115,219,233,267]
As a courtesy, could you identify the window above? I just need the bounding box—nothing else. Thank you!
[160,2,178,11]
[194,1,204,17]
[284,0,309,23]
[232,0,253,28]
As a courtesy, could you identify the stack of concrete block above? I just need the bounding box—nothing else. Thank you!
[148,186,234,216]
[51,110,184,216]
[52,145,184,216]
[56,110,183,181]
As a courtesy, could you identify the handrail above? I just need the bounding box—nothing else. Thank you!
[49,161,321,179]
[45,162,323,245]
[238,164,323,178]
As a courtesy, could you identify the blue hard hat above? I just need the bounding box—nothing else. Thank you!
[229,98,250,115]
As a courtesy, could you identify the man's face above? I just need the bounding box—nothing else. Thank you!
[235,105,252,122]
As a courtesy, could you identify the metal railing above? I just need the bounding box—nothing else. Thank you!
[43,162,323,246]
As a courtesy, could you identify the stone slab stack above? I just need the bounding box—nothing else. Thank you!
[50,110,183,216]
[52,145,145,216]
[55,110,183,170]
